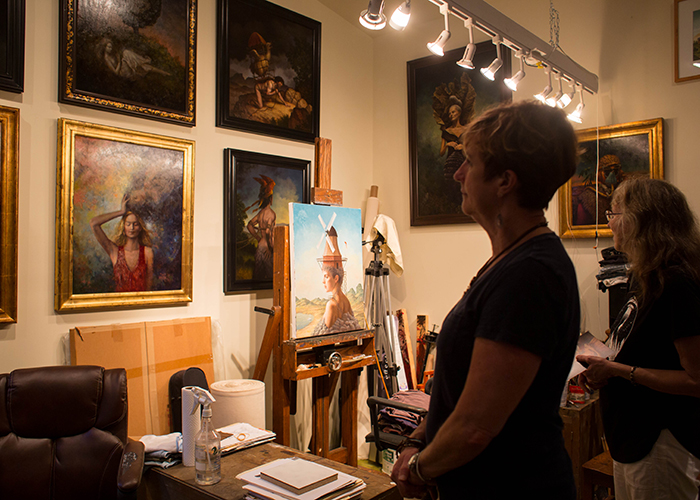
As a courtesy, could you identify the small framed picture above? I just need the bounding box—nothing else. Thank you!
[675,0,700,82]
[58,0,197,125]
[408,42,512,226]
[558,118,664,238]
[216,0,321,143]
[224,149,310,293]
[55,119,195,311]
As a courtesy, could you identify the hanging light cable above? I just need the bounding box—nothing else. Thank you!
[389,0,411,31]
[504,51,527,91]
[427,4,451,56]
[534,65,553,102]
[567,84,585,123]
[359,0,386,30]
[480,36,503,81]
[456,18,477,69]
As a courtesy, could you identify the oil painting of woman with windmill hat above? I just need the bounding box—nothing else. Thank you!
[289,203,365,339]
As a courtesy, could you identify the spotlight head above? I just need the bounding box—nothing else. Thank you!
[557,93,573,108]
[545,90,563,107]
[567,102,584,123]
[456,43,477,69]
[480,58,503,81]
[427,30,451,56]
[534,85,552,102]
[389,1,411,31]
[504,70,525,91]
[359,0,386,30]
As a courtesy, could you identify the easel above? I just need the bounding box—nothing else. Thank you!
[253,138,375,467]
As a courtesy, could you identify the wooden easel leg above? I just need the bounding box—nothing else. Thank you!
[311,375,332,457]
[341,370,359,467]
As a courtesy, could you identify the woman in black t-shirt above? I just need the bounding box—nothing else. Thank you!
[579,178,700,500]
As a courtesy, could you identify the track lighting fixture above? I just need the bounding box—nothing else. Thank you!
[480,36,502,81]
[534,66,553,103]
[567,85,585,123]
[504,52,526,91]
[427,4,451,56]
[557,81,576,108]
[389,0,411,31]
[545,74,564,107]
[359,0,386,30]
[456,18,476,69]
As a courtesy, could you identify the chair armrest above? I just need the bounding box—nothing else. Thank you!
[118,438,145,493]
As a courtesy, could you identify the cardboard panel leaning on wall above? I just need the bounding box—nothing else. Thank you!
[70,317,214,438]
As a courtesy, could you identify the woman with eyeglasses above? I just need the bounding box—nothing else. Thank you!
[578,178,700,500]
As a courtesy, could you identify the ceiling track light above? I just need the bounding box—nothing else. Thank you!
[456,18,476,69]
[545,73,564,107]
[427,4,451,56]
[389,0,411,31]
[480,36,503,81]
[567,85,585,123]
[534,65,553,102]
[359,0,386,30]
[557,80,576,108]
[504,51,526,91]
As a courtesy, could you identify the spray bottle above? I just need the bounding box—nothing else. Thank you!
[190,387,221,485]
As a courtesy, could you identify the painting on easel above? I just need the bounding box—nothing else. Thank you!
[289,203,365,339]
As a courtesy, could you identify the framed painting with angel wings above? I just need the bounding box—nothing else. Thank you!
[408,42,511,226]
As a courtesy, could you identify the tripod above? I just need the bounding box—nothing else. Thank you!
[363,235,405,397]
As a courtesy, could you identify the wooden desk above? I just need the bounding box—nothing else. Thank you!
[138,442,400,500]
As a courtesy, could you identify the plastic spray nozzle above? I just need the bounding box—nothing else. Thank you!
[189,387,217,416]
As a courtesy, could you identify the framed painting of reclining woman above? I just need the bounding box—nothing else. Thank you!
[55,119,195,311]
[58,0,197,125]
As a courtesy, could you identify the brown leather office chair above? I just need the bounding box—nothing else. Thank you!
[0,365,144,499]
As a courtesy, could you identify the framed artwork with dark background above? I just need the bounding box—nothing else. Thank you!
[216,0,321,143]
[224,149,310,293]
[408,42,512,226]
[59,0,197,125]
[0,0,25,93]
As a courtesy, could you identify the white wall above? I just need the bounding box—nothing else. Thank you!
[3,0,700,460]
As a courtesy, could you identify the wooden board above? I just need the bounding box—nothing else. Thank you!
[70,317,214,438]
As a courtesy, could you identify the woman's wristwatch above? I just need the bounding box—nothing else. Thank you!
[408,451,434,485]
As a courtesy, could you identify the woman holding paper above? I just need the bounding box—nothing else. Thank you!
[578,178,700,500]
[391,101,581,499]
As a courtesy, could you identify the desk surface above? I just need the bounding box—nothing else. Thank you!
[138,442,400,500]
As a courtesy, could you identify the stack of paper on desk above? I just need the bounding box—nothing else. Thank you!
[218,423,276,455]
[238,457,366,500]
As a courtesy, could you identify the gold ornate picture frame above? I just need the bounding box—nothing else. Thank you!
[558,118,664,239]
[55,119,195,311]
[0,105,19,323]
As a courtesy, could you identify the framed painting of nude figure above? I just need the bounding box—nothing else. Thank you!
[223,148,310,293]
[55,119,195,312]
[58,0,197,126]
[216,0,321,143]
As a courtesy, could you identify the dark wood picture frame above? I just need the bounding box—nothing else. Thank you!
[0,0,25,93]
[224,149,310,293]
[0,105,19,323]
[408,42,512,226]
[216,0,321,143]
[558,118,664,238]
[55,119,196,311]
[59,0,197,126]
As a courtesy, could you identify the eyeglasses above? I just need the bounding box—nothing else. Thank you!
[605,210,622,222]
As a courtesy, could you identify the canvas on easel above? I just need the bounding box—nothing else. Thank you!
[289,203,365,339]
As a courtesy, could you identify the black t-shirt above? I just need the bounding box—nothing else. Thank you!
[601,270,700,463]
[426,233,580,499]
